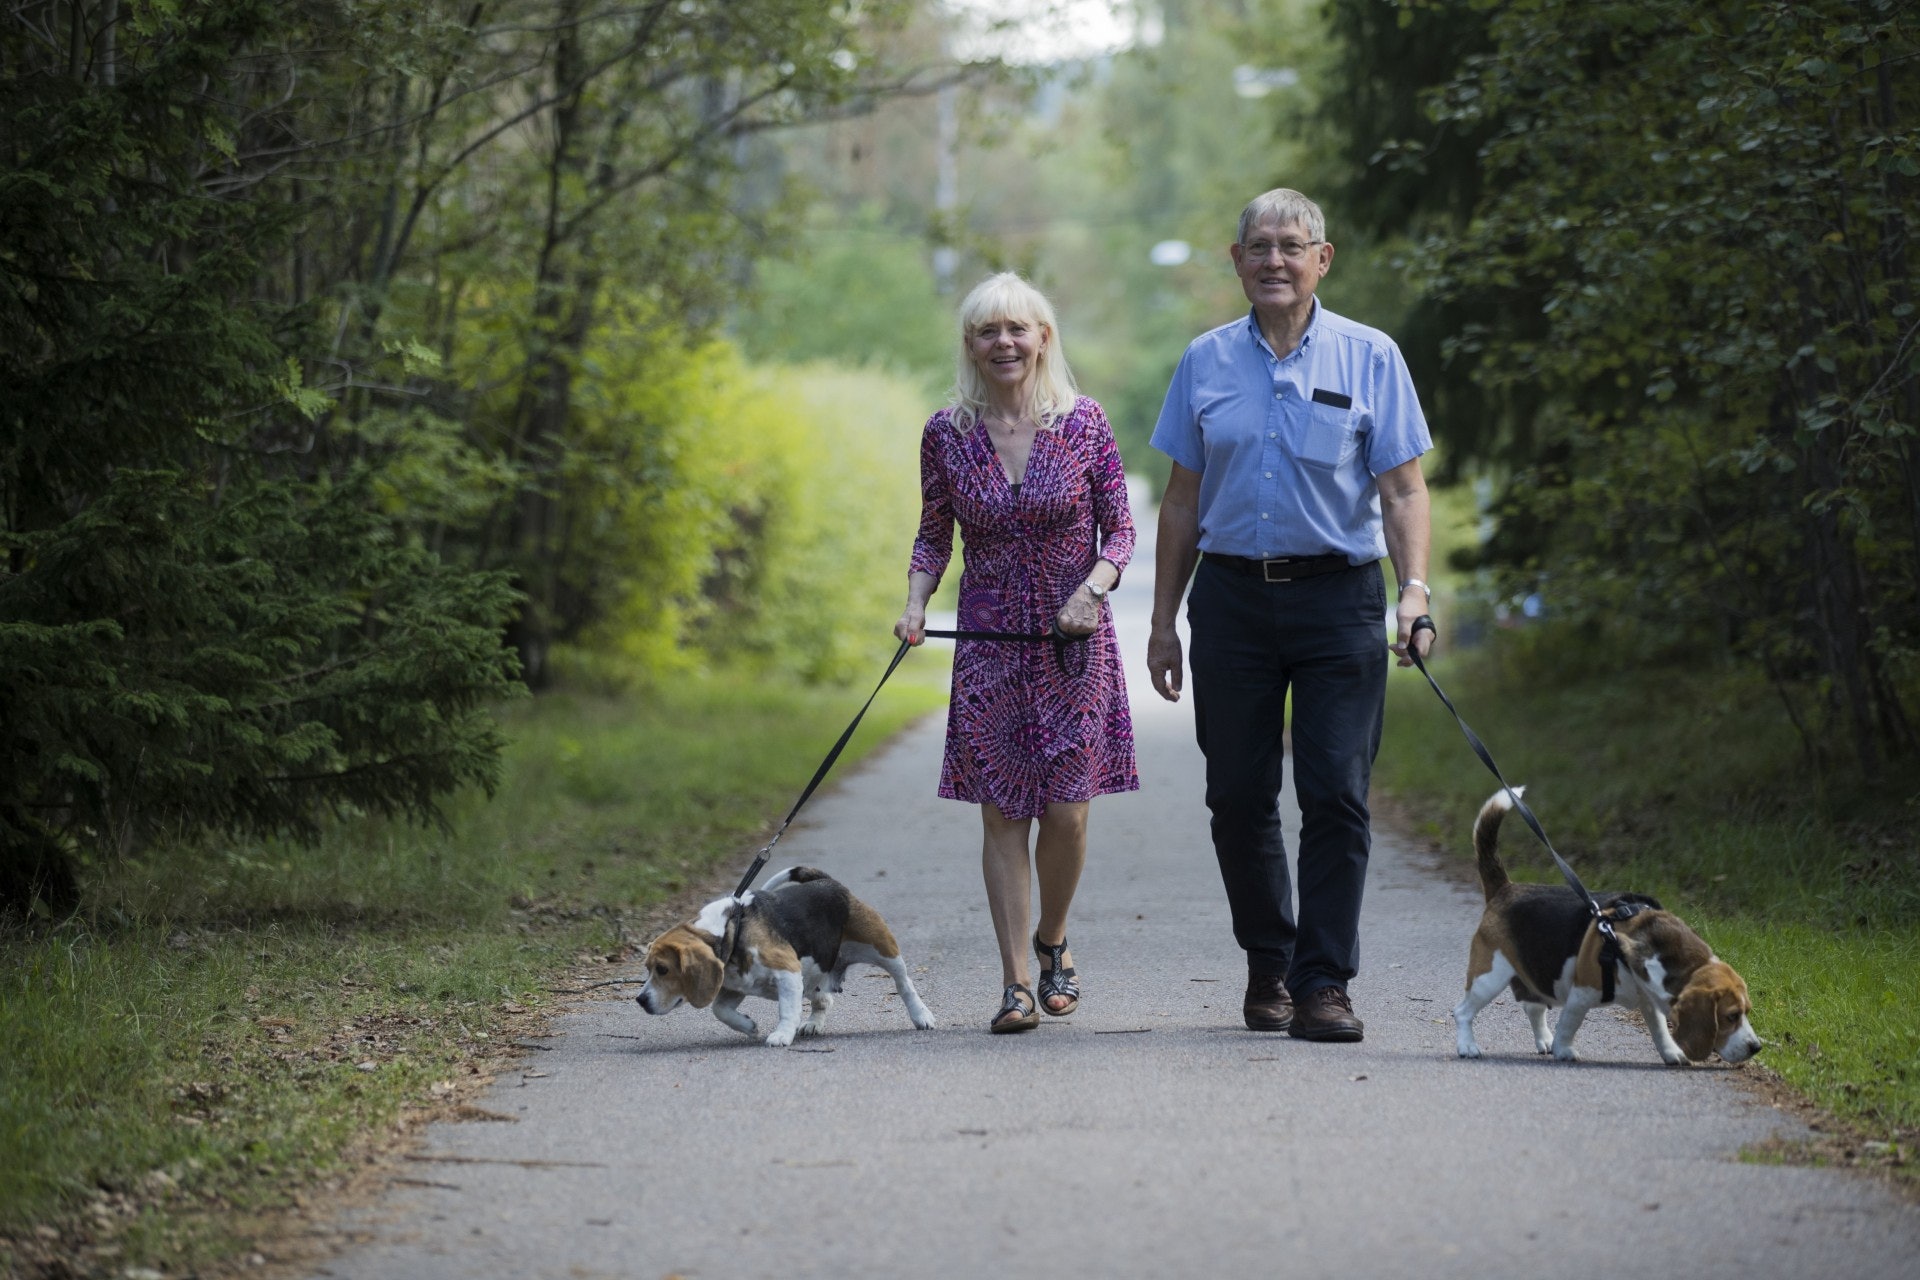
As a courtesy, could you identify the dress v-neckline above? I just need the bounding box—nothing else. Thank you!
[988,420,1042,490]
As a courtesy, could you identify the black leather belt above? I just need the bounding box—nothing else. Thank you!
[1204,552,1357,582]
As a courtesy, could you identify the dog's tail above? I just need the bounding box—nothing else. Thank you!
[1472,786,1524,901]
[762,866,831,891]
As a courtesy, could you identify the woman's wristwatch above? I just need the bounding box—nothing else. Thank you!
[1084,580,1109,601]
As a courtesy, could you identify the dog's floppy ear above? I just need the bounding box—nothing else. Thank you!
[677,935,726,1009]
[1671,982,1719,1063]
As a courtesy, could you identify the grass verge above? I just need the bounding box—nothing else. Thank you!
[0,659,950,1277]
[1376,631,1918,1183]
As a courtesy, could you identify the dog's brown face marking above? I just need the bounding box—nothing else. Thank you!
[637,927,724,1011]
[1673,962,1752,1062]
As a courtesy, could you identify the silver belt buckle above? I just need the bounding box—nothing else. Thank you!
[1261,558,1297,583]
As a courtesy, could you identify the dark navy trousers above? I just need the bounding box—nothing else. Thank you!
[1187,559,1387,999]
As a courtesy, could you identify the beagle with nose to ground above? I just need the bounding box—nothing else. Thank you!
[635,866,936,1048]
[1453,788,1763,1066]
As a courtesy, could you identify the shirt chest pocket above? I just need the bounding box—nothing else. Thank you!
[1298,399,1359,469]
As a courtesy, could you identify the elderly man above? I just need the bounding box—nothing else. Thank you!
[1147,188,1435,1042]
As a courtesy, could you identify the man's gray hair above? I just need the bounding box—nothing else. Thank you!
[1237,189,1326,245]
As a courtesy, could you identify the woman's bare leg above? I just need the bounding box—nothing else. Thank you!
[980,803,1036,990]
[1033,800,1089,1011]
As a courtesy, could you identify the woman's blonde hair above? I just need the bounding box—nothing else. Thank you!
[950,272,1078,431]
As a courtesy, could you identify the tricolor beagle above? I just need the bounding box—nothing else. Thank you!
[635,866,935,1047]
[1453,788,1762,1066]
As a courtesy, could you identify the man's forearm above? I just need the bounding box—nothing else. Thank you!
[1378,459,1431,596]
[1152,493,1201,629]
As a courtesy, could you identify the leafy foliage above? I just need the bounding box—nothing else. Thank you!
[1,0,957,908]
[1329,0,1920,774]
[0,3,522,909]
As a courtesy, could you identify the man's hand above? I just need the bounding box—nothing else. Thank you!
[1147,463,1202,702]
[1389,598,1435,668]
[1147,623,1184,702]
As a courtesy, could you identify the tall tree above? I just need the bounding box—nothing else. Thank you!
[284,0,938,685]
[0,2,521,911]
[1327,0,1920,772]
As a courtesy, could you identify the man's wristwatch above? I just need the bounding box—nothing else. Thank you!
[1399,577,1432,604]
[1084,580,1109,601]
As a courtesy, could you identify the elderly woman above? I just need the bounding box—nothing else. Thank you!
[894,272,1139,1033]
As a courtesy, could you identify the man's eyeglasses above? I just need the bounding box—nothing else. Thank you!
[1239,238,1324,263]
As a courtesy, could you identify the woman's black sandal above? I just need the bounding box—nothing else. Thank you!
[991,982,1040,1034]
[1033,933,1080,1017]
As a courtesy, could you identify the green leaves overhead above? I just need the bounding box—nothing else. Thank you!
[2,0,943,910]
[1326,0,1920,773]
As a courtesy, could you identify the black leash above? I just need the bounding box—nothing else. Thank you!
[714,625,1090,967]
[1404,616,1635,996]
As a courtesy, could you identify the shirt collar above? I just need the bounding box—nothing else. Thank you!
[1243,298,1322,361]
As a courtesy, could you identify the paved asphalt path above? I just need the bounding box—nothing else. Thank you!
[316,503,1920,1280]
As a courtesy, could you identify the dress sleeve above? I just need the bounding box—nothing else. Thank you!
[1083,399,1135,583]
[909,414,955,580]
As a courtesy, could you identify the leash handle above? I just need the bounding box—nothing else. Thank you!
[1405,617,1611,933]
[920,623,1090,677]
[918,624,1090,644]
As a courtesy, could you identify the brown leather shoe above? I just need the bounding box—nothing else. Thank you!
[1289,986,1364,1042]
[1243,974,1294,1031]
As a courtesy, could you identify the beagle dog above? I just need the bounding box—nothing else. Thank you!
[635,866,935,1047]
[1453,788,1762,1066]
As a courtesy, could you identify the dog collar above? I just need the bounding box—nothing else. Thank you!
[713,899,744,966]
[1596,903,1642,1003]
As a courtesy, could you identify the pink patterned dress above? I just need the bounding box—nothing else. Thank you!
[910,395,1139,819]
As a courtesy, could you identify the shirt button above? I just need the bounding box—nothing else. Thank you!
[1261,513,1270,520]
[1268,431,1277,439]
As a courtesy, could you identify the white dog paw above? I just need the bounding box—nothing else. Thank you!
[1457,1042,1482,1059]
[1661,1049,1690,1066]
[1552,1045,1580,1062]
[797,1022,824,1038]
[912,1012,937,1030]
[764,1028,797,1048]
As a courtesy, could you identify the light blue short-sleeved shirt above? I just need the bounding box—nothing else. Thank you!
[1150,302,1432,563]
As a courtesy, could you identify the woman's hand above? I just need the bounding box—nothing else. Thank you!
[894,602,928,645]
[1054,583,1101,638]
